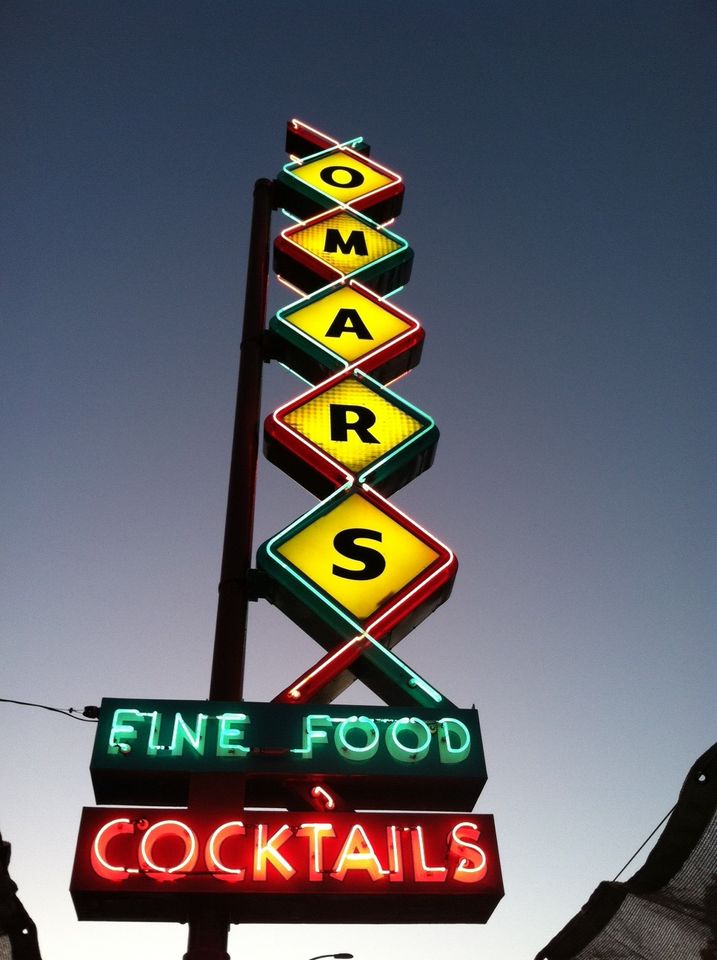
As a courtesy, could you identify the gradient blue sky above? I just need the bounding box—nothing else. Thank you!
[2,2,714,958]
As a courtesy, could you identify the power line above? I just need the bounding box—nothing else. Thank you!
[0,698,98,722]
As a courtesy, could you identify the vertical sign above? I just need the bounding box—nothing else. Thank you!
[71,120,504,929]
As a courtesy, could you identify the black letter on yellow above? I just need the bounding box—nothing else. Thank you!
[325,308,373,341]
[330,404,379,444]
[324,229,368,256]
[333,529,386,580]
[320,166,365,190]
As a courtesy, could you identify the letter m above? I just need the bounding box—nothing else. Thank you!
[324,228,369,256]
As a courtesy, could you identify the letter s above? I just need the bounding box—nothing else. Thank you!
[332,528,386,580]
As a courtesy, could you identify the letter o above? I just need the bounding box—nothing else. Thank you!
[386,717,432,763]
[335,715,380,761]
[320,165,365,189]
[139,820,198,881]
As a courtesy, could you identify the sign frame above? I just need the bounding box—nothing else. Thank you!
[274,208,413,296]
[89,699,487,810]
[264,367,438,499]
[257,486,457,654]
[276,144,404,224]
[71,808,503,924]
[269,280,424,387]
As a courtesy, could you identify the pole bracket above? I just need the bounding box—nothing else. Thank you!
[246,567,271,602]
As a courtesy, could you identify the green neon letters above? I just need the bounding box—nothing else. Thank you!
[107,706,470,766]
[291,713,471,765]
[91,698,487,811]
[109,709,252,758]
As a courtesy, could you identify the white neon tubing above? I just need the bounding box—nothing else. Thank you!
[139,820,197,875]
[206,821,245,879]
[92,818,139,877]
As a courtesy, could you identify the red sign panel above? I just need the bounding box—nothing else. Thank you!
[71,807,503,923]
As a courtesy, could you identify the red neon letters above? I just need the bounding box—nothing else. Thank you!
[82,810,493,889]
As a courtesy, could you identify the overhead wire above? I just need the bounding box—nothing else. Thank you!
[0,698,99,722]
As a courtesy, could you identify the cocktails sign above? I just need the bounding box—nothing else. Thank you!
[72,809,502,923]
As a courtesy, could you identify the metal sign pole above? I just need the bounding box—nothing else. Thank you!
[184,177,275,960]
[210,177,275,702]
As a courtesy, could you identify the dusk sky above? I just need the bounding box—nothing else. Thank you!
[2,2,714,959]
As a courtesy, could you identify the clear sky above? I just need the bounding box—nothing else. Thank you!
[1,2,714,958]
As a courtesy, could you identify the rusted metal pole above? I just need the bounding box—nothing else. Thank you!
[209,176,275,702]
[184,177,274,960]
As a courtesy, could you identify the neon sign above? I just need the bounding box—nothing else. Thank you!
[269,281,424,388]
[274,208,413,297]
[258,486,457,708]
[90,699,486,811]
[264,367,438,499]
[71,808,503,923]
[72,121,504,933]
[277,133,404,223]
[258,120,459,708]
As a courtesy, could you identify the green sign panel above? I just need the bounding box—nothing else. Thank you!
[90,698,486,810]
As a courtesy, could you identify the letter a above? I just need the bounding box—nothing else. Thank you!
[325,307,373,341]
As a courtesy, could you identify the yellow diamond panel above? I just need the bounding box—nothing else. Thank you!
[290,150,394,206]
[290,211,401,276]
[277,494,439,620]
[284,378,422,473]
[285,287,412,365]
